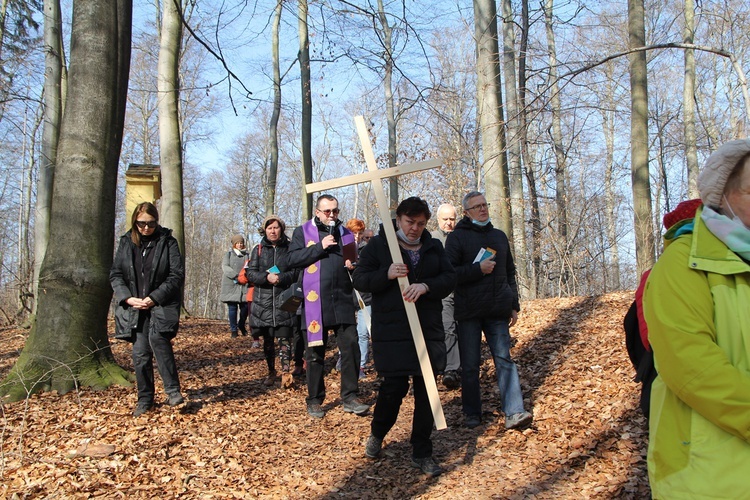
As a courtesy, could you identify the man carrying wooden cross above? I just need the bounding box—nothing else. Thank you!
[287,194,370,419]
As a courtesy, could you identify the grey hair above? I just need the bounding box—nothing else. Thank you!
[462,191,484,210]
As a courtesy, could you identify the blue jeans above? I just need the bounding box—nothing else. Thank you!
[357,306,371,369]
[457,317,525,417]
[227,301,248,334]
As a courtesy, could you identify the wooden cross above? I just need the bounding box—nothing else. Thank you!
[305,115,447,429]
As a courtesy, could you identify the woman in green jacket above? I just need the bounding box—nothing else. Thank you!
[644,139,750,498]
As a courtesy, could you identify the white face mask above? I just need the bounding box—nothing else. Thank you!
[723,195,750,230]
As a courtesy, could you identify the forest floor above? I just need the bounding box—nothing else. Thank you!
[0,292,650,499]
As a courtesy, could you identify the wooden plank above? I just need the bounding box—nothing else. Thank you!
[352,116,447,430]
[304,158,442,194]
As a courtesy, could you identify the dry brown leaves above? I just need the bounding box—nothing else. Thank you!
[0,292,649,499]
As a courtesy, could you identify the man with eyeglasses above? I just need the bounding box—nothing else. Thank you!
[287,194,370,419]
[431,204,461,390]
[444,191,532,430]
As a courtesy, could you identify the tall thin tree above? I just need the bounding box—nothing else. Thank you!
[158,0,185,255]
[628,0,656,276]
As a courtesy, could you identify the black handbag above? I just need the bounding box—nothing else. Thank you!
[279,284,304,312]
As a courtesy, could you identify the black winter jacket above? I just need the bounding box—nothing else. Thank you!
[352,225,456,377]
[110,227,184,341]
[444,217,519,321]
[246,235,299,328]
[287,218,357,327]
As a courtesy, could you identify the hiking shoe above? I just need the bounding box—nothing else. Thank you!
[239,328,247,337]
[231,331,238,338]
[167,393,184,406]
[343,399,370,415]
[133,403,153,417]
[464,414,481,429]
[411,456,442,477]
[505,411,533,430]
[307,403,325,419]
[364,435,382,459]
[442,371,460,389]
[264,371,277,387]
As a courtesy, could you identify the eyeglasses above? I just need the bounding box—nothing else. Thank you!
[362,235,372,240]
[135,220,158,229]
[467,203,490,211]
[317,208,340,215]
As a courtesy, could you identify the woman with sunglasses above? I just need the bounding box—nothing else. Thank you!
[110,202,185,417]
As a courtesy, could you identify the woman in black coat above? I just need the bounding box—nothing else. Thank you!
[246,215,300,388]
[110,202,185,417]
[352,197,455,477]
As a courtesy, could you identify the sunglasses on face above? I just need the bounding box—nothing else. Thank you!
[317,208,340,215]
[135,220,158,229]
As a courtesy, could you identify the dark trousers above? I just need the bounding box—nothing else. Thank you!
[227,301,248,334]
[371,376,434,459]
[132,314,181,405]
[256,326,293,372]
[304,323,360,405]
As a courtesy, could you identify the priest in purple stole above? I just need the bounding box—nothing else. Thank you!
[287,194,371,419]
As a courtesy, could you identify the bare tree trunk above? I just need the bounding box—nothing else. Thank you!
[601,64,621,291]
[298,0,313,219]
[543,0,570,293]
[266,0,282,217]
[1,0,133,401]
[628,0,656,276]
[473,0,512,239]
[158,0,185,256]
[500,0,529,298]
[683,0,698,199]
[34,0,65,317]
[518,0,540,298]
[376,0,398,215]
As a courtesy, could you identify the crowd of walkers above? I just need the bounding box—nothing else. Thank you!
[110,189,540,477]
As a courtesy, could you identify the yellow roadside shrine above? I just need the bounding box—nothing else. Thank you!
[305,116,447,429]
[124,163,161,225]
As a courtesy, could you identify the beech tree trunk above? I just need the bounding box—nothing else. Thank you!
[628,0,656,276]
[299,0,313,219]
[34,0,65,316]
[158,0,185,255]
[473,0,512,238]
[1,0,133,401]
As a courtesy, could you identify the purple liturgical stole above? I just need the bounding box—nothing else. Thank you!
[301,220,356,346]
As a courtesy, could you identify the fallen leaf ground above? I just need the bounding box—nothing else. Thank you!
[0,292,650,499]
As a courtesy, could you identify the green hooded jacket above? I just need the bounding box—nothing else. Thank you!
[644,207,750,498]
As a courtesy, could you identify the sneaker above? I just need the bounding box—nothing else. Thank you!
[342,399,370,415]
[411,456,442,477]
[359,368,366,380]
[264,371,277,387]
[464,414,481,429]
[442,371,460,389]
[167,393,184,406]
[307,403,325,419]
[364,435,382,459]
[505,411,533,430]
[133,403,153,417]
